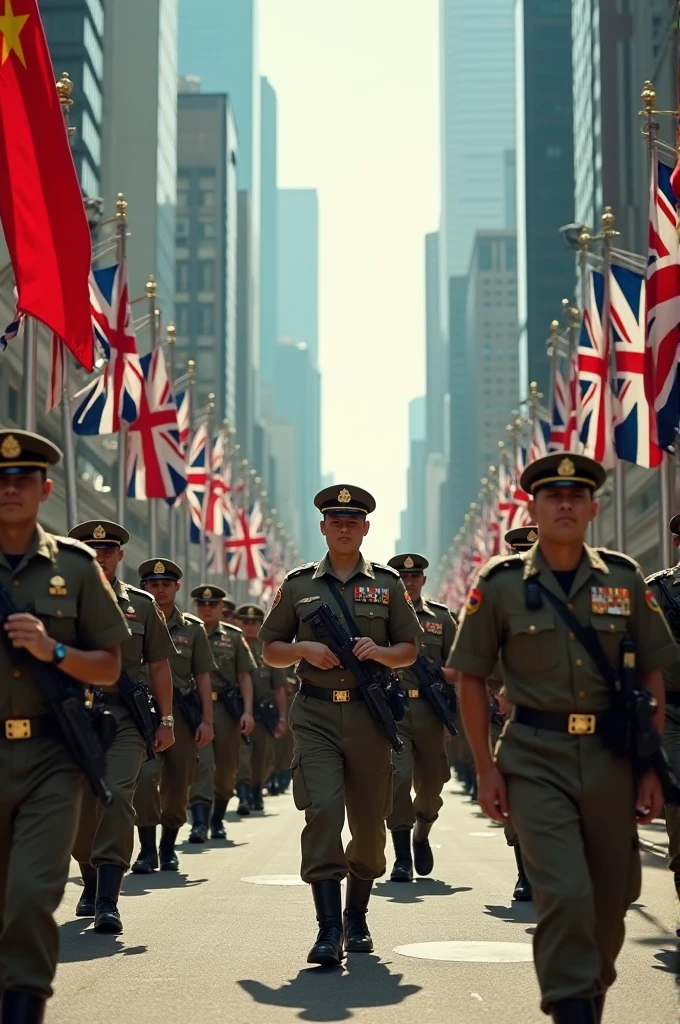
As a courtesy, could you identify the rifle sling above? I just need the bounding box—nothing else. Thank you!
[324,576,363,637]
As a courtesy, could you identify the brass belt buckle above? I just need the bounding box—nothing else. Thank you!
[5,718,31,740]
[211,691,218,701]
[408,689,420,699]
[333,690,350,703]
[568,713,596,735]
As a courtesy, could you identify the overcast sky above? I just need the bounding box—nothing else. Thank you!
[260,0,440,558]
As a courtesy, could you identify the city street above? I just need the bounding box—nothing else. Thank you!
[51,781,679,1024]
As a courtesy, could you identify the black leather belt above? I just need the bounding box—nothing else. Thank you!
[300,682,363,703]
[95,692,125,706]
[1,715,61,740]
[512,706,601,735]
[666,692,680,706]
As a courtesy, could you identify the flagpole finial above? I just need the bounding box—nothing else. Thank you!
[56,72,73,108]
[640,80,656,113]
[567,304,580,327]
[166,323,175,345]
[270,509,278,517]
[146,274,157,299]
[601,206,616,235]
[116,193,128,220]
[550,319,560,337]
[578,225,591,252]
[187,358,195,378]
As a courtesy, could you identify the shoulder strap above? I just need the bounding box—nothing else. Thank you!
[533,580,620,693]
[325,575,362,636]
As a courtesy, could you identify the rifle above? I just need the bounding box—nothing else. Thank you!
[302,603,403,752]
[0,581,114,805]
[218,687,252,745]
[408,655,458,735]
[254,697,279,738]
[116,670,157,761]
[173,686,202,733]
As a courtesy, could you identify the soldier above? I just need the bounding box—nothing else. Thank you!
[236,604,288,810]
[449,452,676,1024]
[385,553,457,882]
[259,485,422,966]
[187,584,256,841]
[68,521,176,933]
[0,430,130,1023]
[221,595,237,625]
[645,514,680,899]
[131,560,215,873]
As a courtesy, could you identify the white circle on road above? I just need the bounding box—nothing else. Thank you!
[241,874,305,886]
[469,831,498,837]
[394,941,533,963]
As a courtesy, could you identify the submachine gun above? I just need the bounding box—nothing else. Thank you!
[116,670,158,761]
[408,654,458,735]
[218,687,252,744]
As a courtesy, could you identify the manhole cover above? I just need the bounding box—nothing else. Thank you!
[394,941,533,963]
[241,874,305,886]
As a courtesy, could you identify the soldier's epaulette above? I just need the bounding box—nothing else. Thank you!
[55,536,96,559]
[224,622,244,636]
[286,562,317,579]
[183,611,204,624]
[122,581,154,602]
[371,562,400,578]
[424,599,450,611]
[596,548,640,571]
[645,567,673,584]
[478,554,523,580]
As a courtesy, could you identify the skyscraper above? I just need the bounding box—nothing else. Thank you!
[395,397,427,555]
[277,190,320,366]
[260,77,278,384]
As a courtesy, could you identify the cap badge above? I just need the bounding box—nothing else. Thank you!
[202,587,212,598]
[558,457,576,477]
[153,561,166,574]
[248,607,255,616]
[404,555,414,569]
[0,435,21,459]
[93,524,107,540]
[527,529,538,543]
[337,488,352,504]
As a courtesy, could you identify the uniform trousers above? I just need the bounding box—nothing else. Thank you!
[663,705,680,872]
[189,700,241,805]
[290,691,393,884]
[491,719,517,846]
[496,724,640,1012]
[72,703,146,870]
[0,738,82,998]
[386,698,449,831]
[134,708,197,829]
[237,721,273,788]
[275,695,295,772]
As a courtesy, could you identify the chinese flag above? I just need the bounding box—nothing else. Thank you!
[0,0,93,370]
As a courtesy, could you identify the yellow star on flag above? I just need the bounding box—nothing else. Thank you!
[0,0,29,68]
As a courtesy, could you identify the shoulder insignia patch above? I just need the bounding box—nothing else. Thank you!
[645,589,661,613]
[371,562,400,578]
[478,554,523,580]
[465,587,483,615]
[287,562,317,579]
[271,587,283,609]
[597,548,639,570]
[55,536,96,559]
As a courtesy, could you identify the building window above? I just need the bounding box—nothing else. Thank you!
[81,110,101,165]
[83,18,103,78]
[175,304,189,334]
[200,261,215,291]
[200,220,216,240]
[7,384,18,423]
[201,190,216,208]
[82,63,102,123]
[176,217,189,240]
[200,305,215,335]
[196,350,214,381]
[176,261,189,292]
[177,188,189,209]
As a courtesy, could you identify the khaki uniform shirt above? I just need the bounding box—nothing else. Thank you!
[0,525,130,719]
[646,567,680,693]
[449,543,677,714]
[207,622,257,693]
[164,607,215,695]
[106,578,176,683]
[401,597,456,689]
[247,635,289,701]
[259,553,423,690]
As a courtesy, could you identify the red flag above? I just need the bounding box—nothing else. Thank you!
[0,0,93,370]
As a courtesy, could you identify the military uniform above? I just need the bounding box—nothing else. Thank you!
[259,484,422,966]
[188,585,257,839]
[450,454,677,1023]
[132,560,215,872]
[69,521,176,932]
[0,432,130,1019]
[385,553,456,883]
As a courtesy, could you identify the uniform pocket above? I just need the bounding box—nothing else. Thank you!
[291,753,312,810]
[507,612,559,672]
[355,604,389,643]
[33,597,78,645]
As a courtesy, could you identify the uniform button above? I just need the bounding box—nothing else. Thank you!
[528,624,536,633]
[56,610,62,617]
[567,603,574,610]
[13,670,20,678]
[579,690,586,698]
[12,579,19,587]
[569,632,575,641]
[340,677,345,683]
[369,611,374,617]
[609,623,616,631]
[575,658,583,667]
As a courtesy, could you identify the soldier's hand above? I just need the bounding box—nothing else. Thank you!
[635,768,663,825]
[477,765,509,823]
[4,613,56,662]
[274,717,287,739]
[300,641,341,670]
[240,712,255,736]
[195,721,214,747]
[353,637,383,662]
[153,724,175,752]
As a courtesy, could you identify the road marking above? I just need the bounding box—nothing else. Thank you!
[469,831,498,837]
[240,874,305,885]
[394,941,534,963]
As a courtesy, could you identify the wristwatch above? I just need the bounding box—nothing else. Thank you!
[51,642,67,666]
[159,715,175,729]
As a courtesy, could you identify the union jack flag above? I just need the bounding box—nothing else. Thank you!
[204,434,234,537]
[187,423,208,542]
[578,269,615,468]
[0,293,23,351]
[72,262,144,435]
[549,350,579,452]
[528,415,550,460]
[611,264,662,468]
[645,159,680,451]
[175,390,191,449]
[126,347,186,500]
[226,501,268,581]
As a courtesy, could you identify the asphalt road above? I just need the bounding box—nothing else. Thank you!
[50,781,679,1024]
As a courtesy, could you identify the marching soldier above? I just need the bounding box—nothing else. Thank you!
[385,553,457,882]
[131,560,215,873]
[449,453,676,1024]
[645,514,680,898]
[68,521,176,933]
[236,604,288,810]
[0,431,130,1023]
[187,584,256,841]
[259,485,422,966]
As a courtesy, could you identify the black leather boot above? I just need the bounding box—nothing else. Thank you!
[236,781,251,815]
[188,802,210,843]
[268,774,279,795]
[1,991,46,1023]
[674,871,680,896]
[512,845,532,902]
[413,821,434,876]
[307,880,344,966]
[94,864,124,934]
[344,875,373,953]
[550,998,598,1023]
[594,994,605,1023]
[389,830,413,882]
[75,862,97,916]
[131,826,158,873]
[210,798,228,839]
[159,827,180,871]
[250,784,264,811]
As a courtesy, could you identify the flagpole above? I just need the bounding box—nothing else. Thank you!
[22,319,38,431]
[115,194,129,549]
[165,322,178,563]
[183,358,196,607]
[601,206,626,550]
[146,275,159,557]
[200,395,215,582]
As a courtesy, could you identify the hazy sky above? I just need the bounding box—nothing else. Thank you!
[259,1,440,558]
